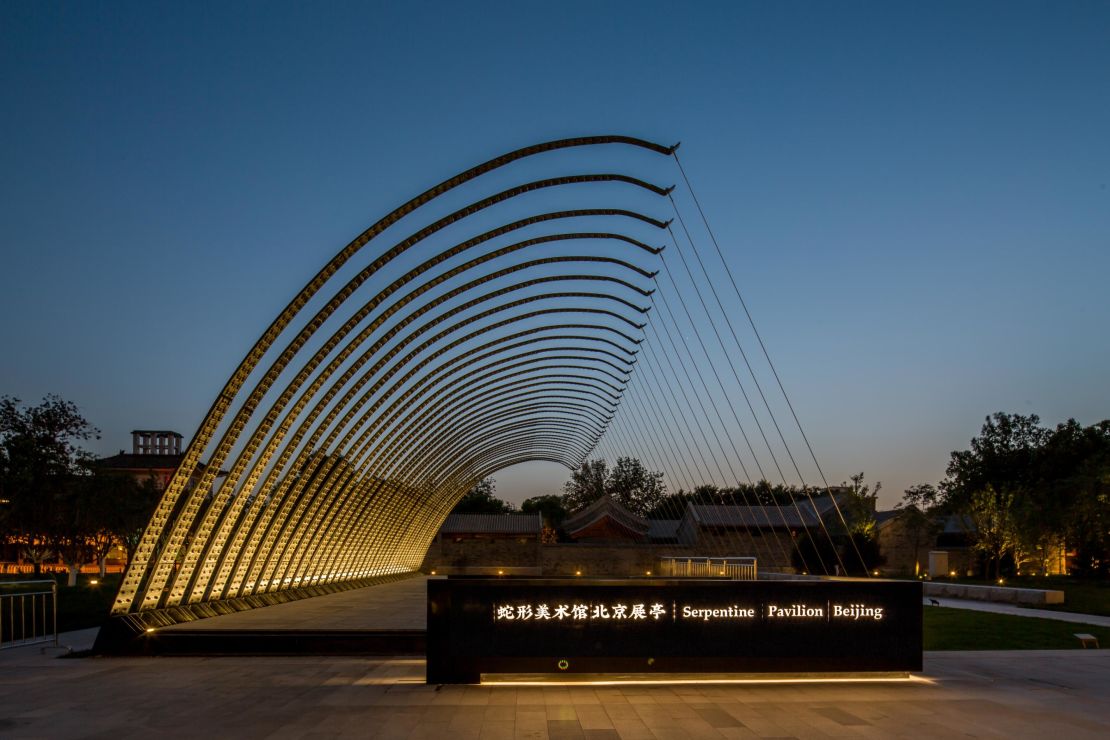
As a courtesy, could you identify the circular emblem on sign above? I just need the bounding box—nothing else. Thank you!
[557,659,569,671]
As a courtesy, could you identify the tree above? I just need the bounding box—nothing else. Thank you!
[967,484,1023,579]
[643,482,827,519]
[562,457,666,517]
[1037,419,1110,577]
[646,491,693,520]
[0,395,99,575]
[606,457,666,517]
[935,412,1110,579]
[451,478,516,514]
[836,472,880,537]
[790,529,883,577]
[688,484,723,506]
[942,413,1050,578]
[743,480,802,507]
[82,472,161,574]
[50,476,100,586]
[790,531,836,576]
[784,472,883,576]
[895,484,940,576]
[521,494,568,528]
[562,459,608,512]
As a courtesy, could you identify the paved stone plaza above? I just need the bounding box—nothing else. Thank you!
[1,648,1109,738]
[160,575,431,632]
[3,578,1109,738]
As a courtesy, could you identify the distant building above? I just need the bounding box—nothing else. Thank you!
[423,513,543,576]
[671,499,845,572]
[423,495,861,576]
[876,510,973,577]
[95,430,223,491]
[874,510,1067,577]
[437,513,543,542]
[562,495,651,543]
[647,519,681,544]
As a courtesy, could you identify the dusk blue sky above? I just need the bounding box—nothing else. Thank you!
[2,1,1108,508]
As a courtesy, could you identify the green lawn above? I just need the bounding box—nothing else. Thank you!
[923,606,1110,650]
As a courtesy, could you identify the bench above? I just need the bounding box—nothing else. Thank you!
[1075,633,1100,649]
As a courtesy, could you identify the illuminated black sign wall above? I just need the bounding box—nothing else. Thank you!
[426,577,922,684]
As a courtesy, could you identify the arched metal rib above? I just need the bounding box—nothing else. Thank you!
[113,136,677,615]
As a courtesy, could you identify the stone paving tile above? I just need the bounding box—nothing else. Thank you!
[809,707,868,726]
[3,652,1110,738]
[693,705,745,728]
[575,706,615,730]
[547,718,585,739]
[608,721,655,740]
[478,719,515,739]
[582,731,619,740]
[603,703,644,722]
[486,706,518,721]
[547,706,579,721]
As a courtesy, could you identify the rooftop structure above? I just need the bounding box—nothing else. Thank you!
[96,431,223,491]
[438,513,542,540]
[562,495,651,542]
[131,430,183,455]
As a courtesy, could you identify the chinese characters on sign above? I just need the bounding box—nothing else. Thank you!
[495,602,667,621]
[494,601,885,623]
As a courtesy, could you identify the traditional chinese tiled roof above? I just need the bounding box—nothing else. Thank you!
[647,519,681,540]
[873,510,975,534]
[874,509,901,526]
[562,494,650,537]
[685,499,836,529]
[439,513,542,535]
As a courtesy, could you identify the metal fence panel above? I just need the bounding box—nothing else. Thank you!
[0,580,58,649]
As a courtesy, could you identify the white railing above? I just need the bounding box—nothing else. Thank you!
[1,580,58,650]
[659,557,757,580]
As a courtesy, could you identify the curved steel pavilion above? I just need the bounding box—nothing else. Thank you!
[111,136,683,618]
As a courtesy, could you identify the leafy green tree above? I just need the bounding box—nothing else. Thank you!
[562,459,608,512]
[783,471,883,576]
[644,482,825,518]
[0,395,99,574]
[93,473,161,573]
[606,457,666,517]
[645,491,693,519]
[942,413,1049,578]
[966,484,1022,579]
[945,413,1048,496]
[895,483,940,576]
[938,412,1110,578]
[826,472,880,538]
[1038,419,1110,576]
[451,477,516,514]
[790,531,833,575]
[562,457,666,517]
[521,494,568,528]
[50,476,100,586]
[790,530,883,576]
[744,480,800,507]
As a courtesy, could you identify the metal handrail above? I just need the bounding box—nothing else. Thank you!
[0,580,58,650]
[658,557,758,580]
